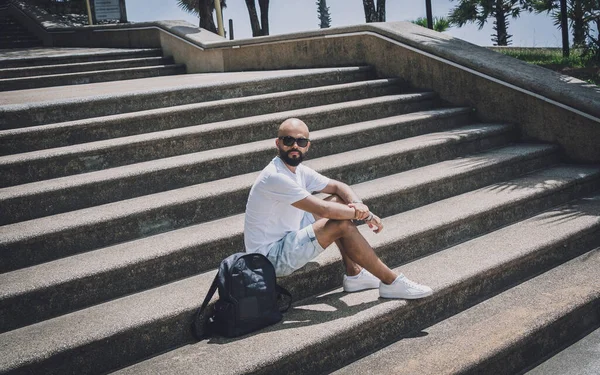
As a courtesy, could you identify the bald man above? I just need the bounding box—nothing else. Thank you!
[244,118,432,299]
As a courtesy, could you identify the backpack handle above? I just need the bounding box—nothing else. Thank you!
[276,285,292,312]
[192,273,219,340]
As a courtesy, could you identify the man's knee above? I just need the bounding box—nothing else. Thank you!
[329,218,357,236]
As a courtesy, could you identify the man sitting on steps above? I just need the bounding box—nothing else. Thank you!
[244,118,432,299]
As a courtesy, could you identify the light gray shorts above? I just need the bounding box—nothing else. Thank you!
[266,213,325,277]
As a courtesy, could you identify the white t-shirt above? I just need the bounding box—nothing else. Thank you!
[244,156,330,255]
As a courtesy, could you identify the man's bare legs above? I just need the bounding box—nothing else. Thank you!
[313,195,361,277]
[312,195,397,285]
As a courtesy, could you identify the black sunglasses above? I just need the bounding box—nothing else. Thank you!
[278,136,310,147]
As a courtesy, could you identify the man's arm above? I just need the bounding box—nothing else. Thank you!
[292,194,361,220]
[307,179,384,233]
[319,180,361,204]
[292,179,370,221]
[320,180,371,219]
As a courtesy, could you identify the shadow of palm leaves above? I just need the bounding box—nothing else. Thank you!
[539,195,600,225]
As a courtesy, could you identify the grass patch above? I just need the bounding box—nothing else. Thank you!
[495,47,599,85]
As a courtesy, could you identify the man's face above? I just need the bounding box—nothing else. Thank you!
[276,131,310,167]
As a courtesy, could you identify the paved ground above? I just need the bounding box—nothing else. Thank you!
[0,48,346,106]
[526,327,600,375]
[0,72,294,105]
[0,47,142,59]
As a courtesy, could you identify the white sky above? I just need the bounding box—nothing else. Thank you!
[125,0,565,47]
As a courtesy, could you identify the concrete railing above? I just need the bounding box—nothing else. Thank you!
[7,1,600,163]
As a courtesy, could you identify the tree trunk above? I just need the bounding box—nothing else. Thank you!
[258,0,269,35]
[572,0,586,46]
[494,0,509,45]
[425,0,433,29]
[199,0,217,33]
[317,0,332,28]
[376,0,386,22]
[245,0,262,36]
[560,0,570,56]
[362,0,377,22]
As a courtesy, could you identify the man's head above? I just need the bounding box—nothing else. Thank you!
[276,118,311,167]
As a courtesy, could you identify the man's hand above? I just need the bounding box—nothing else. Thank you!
[366,214,383,233]
[348,202,369,220]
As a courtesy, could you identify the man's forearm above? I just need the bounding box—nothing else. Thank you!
[332,182,361,204]
[321,199,361,220]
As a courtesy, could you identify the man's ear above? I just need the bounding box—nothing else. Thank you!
[275,138,280,148]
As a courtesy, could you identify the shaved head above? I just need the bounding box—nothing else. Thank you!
[276,118,311,168]
[278,118,309,138]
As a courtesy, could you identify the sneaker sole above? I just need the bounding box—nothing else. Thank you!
[343,284,380,293]
[379,289,434,299]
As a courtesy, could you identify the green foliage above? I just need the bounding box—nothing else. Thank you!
[317,0,332,28]
[449,0,528,45]
[525,0,597,46]
[525,0,599,58]
[176,0,227,17]
[176,0,227,33]
[412,17,452,32]
[498,47,587,65]
[177,0,198,16]
[497,47,599,84]
[363,0,386,22]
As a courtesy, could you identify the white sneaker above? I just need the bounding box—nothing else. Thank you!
[343,268,381,292]
[379,274,433,299]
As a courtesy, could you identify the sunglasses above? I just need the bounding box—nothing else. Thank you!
[278,136,310,148]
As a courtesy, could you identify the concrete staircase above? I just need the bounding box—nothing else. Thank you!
[0,48,186,91]
[0,12,42,50]
[0,49,599,374]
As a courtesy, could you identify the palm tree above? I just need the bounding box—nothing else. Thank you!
[317,0,332,28]
[245,0,270,36]
[526,0,597,47]
[176,0,226,34]
[449,0,527,46]
[362,0,386,22]
[412,17,452,32]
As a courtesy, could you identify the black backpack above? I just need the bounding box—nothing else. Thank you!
[192,252,292,339]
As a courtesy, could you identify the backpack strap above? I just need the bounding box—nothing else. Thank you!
[276,285,292,312]
[192,273,219,340]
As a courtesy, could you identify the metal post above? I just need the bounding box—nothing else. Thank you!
[560,0,569,57]
[425,0,433,29]
[85,0,94,25]
[229,19,234,40]
[214,0,225,37]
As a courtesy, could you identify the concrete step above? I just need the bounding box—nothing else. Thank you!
[0,66,376,128]
[333,246,600,375]
[0,48,163,69]
[0,56,177,79]
[0,37,39,43]
[0,143,558,330]
[0,91,437,187]
[0,25,26,33]
[0,32,34,40]
[0,64,186,91]
[526,326,600,375]
[0,123,512,272]
[0,78,405,160]
[0,107,471,223]
[0,40,41,50]
[2,191,598,374]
